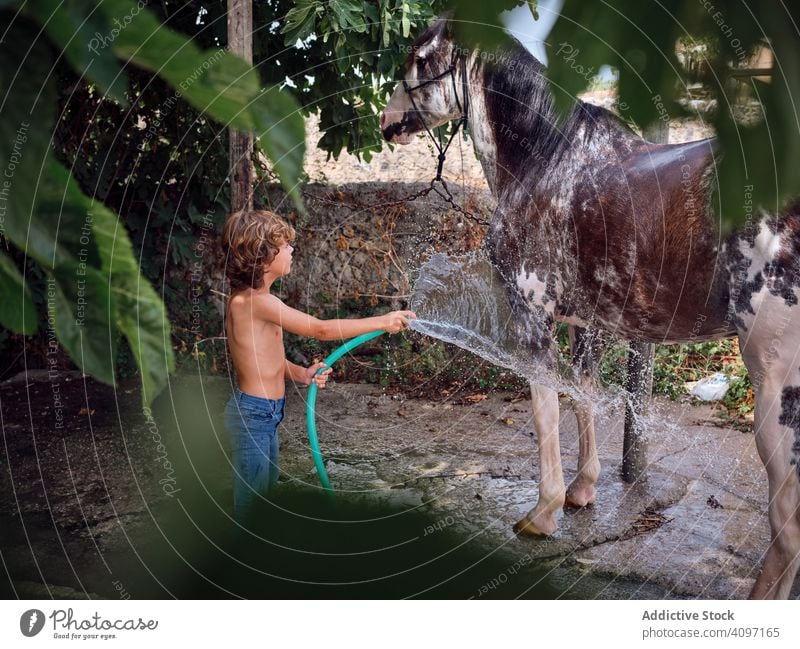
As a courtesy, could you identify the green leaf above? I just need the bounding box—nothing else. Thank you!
[332,0,366,33]
[36,160,102,271]
[714,80,800,233]
[281,0,320,44]
[402,2,411,37]
[450,0,515,52]
[546,1,685,123]
[382,8,391,48]
[26,0,128,103]
[364,3,379,24]
[90,186,174,405]
[0,20,59,263]
[613,3,682,128]
[546,2,629,119]
[187,204,205,225]
[0,18,102,270]
[49,263,117,385]
[36,155,173,402]
[0,252,37,334]
[25,150,174,401]
[36,158,118,386]
[0,16,118,381]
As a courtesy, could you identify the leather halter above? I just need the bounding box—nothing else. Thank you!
[402,52,470,181]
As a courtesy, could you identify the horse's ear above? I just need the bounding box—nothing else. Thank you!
[431,13,454,39]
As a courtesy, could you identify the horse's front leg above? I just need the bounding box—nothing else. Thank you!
[565,326,601,508]
[514,383,565,536]
[501,272,567,536]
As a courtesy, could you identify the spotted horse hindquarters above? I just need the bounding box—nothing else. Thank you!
[730,219,800,599]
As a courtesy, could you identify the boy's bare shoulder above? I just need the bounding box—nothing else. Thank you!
[229,289,282,307]
[253,291,285,310]
[229,289,285,323]
[228,291,251,317]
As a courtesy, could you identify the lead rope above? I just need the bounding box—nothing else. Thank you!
[401,54,485,226]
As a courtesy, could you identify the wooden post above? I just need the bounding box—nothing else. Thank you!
[621,119,667,483]
[227,0,253,212]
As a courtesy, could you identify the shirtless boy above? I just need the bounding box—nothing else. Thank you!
[221,209,415,520]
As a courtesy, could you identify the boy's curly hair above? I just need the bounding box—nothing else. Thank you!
[221,209,296,292]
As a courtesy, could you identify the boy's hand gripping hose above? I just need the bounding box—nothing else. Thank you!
[306,330,386,492]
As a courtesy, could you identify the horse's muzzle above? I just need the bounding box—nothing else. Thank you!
[380,109,423,144]
[382,124,414,144]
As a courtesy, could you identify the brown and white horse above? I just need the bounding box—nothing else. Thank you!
[380,18,800,598]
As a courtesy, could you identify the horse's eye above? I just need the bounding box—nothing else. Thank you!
[415,56,426,69]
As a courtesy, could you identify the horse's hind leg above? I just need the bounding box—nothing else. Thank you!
[739,299,800,599]
[565,326,601,508]
[747,364,800,599]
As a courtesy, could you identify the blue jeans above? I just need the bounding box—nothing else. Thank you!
[224,389,285,521]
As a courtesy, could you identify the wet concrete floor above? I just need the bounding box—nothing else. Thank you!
[1,374,797,599]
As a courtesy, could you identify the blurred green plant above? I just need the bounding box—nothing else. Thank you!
[0,0,306,403]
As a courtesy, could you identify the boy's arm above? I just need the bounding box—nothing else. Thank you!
[256,294,415,340]
[286,360,332,387]
[286,360,332,388]
[285,360,309,384]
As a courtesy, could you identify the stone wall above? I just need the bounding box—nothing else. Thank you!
[266,181,495,315]
[160,180,494,372]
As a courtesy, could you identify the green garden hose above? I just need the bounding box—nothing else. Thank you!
[306,330,386,492]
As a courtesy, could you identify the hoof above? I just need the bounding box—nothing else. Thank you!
[565,483,596,509]
[513,516,554,537]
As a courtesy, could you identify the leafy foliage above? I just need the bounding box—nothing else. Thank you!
[0,0,307,403]
[256,0,536,161]
[598,337,753,419]
[104,0,305,206]
[268,0,451,161]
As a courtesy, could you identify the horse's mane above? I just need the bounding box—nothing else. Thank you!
[410,18,640,185]
[481,37,636,179]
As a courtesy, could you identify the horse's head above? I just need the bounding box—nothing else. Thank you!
[380,17,466,144]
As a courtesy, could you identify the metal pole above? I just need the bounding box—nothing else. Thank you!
[621,119,667,483]
[622,341,655,482]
